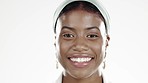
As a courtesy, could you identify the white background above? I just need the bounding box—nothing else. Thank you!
[0,0,148,83]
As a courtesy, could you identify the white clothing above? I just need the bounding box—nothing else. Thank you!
[55,71,111,83]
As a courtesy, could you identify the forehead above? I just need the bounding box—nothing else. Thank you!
[58,10,103,29]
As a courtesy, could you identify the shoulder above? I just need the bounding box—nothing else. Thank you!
[54,73,62,83]
[54,71,112,83]
[102,71,112,83]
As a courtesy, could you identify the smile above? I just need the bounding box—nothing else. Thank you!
[68,55,94,68]
[70,57,92,62]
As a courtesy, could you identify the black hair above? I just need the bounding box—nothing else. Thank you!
[54,1,105,33]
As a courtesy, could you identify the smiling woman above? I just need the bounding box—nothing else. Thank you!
[53,0,110,83]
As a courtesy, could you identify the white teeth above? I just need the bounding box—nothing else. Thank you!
[70,58,92,62]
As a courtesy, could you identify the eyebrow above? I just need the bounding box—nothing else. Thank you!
[61,26,75,31]
[85,26,100,31]
[61,26,100,31]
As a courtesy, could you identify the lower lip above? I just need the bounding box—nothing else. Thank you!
[69,59,92,68]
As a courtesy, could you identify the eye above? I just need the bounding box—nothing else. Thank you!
[62,33,75,39]
[86,34,99,39]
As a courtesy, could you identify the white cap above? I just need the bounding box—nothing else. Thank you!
[53,0,110,35]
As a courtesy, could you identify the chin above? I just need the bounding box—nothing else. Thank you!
[66,69,95,79]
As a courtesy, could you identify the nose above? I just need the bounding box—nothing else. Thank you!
[72,37,89,52]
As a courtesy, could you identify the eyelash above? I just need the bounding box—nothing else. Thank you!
[62,33,99,40]
[62,33,75,38]
[87,34,99,38]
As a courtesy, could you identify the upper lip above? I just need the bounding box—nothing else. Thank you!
[67,53,94,59]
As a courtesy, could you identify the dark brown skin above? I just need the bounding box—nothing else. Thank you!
[55,9,110,83]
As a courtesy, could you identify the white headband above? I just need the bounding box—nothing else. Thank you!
[53,0,110,35]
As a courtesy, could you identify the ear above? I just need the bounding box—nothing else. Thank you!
[103,35,110,69]
[104,35,110,59]
[54,35,56,47]
[106,35,110,47]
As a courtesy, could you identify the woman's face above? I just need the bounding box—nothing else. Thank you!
[55,10,109,79]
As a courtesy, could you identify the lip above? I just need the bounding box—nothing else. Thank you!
[67,53,94,68]
[67,53,94,58]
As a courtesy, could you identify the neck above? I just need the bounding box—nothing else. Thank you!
[62,71,103,83]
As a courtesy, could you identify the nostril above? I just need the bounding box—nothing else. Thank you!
[72,38,89,52]
[72,45,89,52]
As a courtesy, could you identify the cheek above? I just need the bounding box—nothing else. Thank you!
[93,43,104,57]
[59,40,72,57]
[58,41,73,68]
[59,42,67,56]
[89,40,104,53]
[89,40,105,61]
[93,45,105,68]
